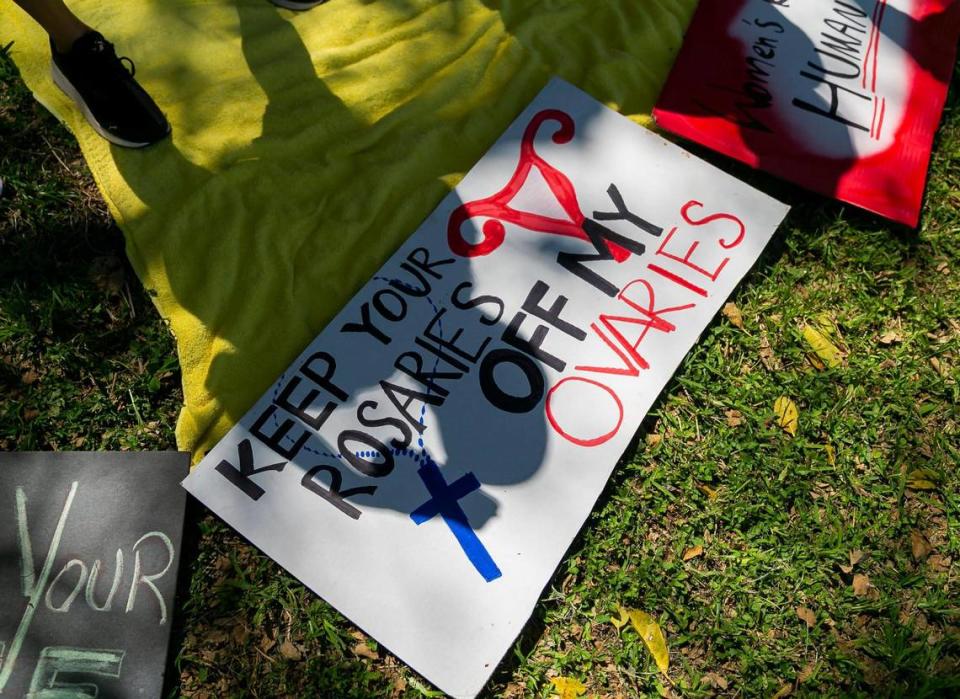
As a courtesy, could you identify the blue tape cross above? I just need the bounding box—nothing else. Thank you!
[410,461,502,582]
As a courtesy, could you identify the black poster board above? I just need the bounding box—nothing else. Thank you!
[0,452,189,699]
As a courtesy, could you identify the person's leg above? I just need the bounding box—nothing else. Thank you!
[12,0,90,52]
[12,0,170,148]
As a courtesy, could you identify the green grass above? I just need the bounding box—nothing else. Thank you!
[2,43,958,699]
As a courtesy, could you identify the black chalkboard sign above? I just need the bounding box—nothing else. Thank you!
[0,452,189,699]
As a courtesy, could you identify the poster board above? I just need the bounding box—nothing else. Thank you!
[183,78,789,697]
[653,0,960,226]
[0,452,189,699]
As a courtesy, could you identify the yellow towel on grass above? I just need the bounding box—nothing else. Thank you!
[1,0,696,461]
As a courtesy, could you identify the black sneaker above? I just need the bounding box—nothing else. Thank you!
[270,0,328,9]
[51,32,170,148]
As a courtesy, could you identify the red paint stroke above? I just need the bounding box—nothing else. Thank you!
[546,376,624,447]
[646,263,708,297]
[870,95,879,138]
[862,0,885,90]
[871,0,889,94]
[447,109,631,261]
[574,322,642,376]
[875,97,887,140]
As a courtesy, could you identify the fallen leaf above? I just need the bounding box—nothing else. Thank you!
[682,545,704,561]
[759,332,781,371]
[610,607,629,631]
[772,683,792,698]
[549,677,587,699]
[279,639,301,661]
[725,409,743,427]
[231,624,250,645]
[906,468,939,491]
[929,357,948,377]
[21,369,38,385]
[703,672,729,690]
[853,573,871,597]
[796,606,816,628]
[697,483,718,500]
[825,444,836,466]
[258,634,276,653]
[619,607,669,674]
[723,302,745,329]
[797,662,816,683]
[927,554,952,573]
[802,323,843,369]
[879,330,903,345]
[774,397,799,436]
[646,433,662,447]
[849,549,865,566]
[352,641,378,660]
[23,408,39,421]
[390,676,408,698]
[910,531,931,561]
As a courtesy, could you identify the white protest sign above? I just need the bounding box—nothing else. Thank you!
[183,78,789,697]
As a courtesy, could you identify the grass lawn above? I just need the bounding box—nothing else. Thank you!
[2,42,959,699]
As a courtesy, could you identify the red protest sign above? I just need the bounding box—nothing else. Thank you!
[653,0,960,226]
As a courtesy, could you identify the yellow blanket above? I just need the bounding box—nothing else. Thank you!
[1,0,696,461]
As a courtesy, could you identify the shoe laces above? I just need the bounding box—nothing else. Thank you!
[86,36,137,79]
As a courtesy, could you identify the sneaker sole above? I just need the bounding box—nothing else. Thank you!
[52,61,167,149]
[271,0,328,9]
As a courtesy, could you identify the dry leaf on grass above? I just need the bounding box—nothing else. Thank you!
[879,330,903,345]
[797,662,816,683]
[722,302,745,329]
[759,332,781,371]
[352,641,378,660]
[796,606,816,628]
[610,607,629,631]
[906,468,939,491]
[772,683,793,698]
[911,531,932,561]
[774,397,799,436]
[279,639,302,661]
[825,444,836,466]
[646,433,662,447]
[725,409,743,427]
[615,607,669,674]
[258,634,276,653]
[802,323,844,369]
[703,672,729,690]
[682,545,704,561]
[929,357,948,377]
[697,483,718,500]
[549,676,587,699]
[852,574,871,597]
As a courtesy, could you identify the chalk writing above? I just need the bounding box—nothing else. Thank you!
[2,479,178,695]
[27,647,124,699]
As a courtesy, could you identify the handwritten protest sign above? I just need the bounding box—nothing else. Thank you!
[653,0,960,226]
[183,78,789,697]
[0,452,189,699]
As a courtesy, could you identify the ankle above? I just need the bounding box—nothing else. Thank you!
[51,25,93,54]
